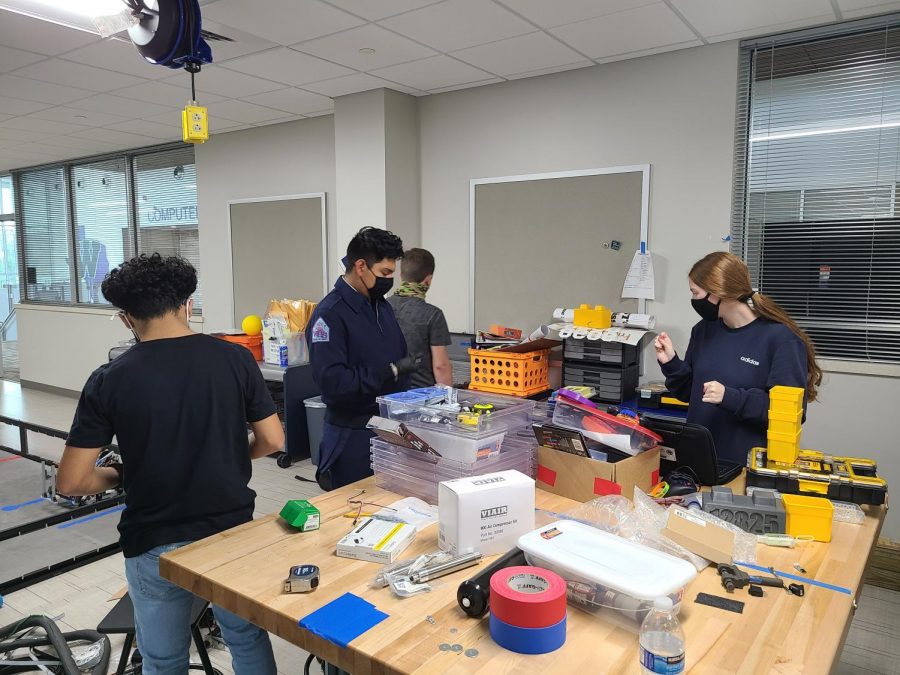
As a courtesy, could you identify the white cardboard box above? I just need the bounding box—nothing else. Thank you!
[336,517,417,564]
[438,470,535,555]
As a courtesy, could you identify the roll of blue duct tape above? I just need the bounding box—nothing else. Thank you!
[489,613,567,655]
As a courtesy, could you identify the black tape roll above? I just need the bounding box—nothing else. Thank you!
[457,547,527,618]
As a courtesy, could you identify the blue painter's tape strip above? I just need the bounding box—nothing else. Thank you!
[57,504,126,529]
[299,592,388,648]
[1,497,47,512]
[640,241,646,255]
[489,613,566,655]
[734,562,852,595]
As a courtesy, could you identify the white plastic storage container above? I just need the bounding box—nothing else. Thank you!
[518,520,697,625]
[377,388,536,436]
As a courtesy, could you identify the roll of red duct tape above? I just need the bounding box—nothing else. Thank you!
[489,566,567,629]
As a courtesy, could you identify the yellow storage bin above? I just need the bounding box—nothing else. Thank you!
[767,429,801,464]
[769,386,804,415]
[768,409,802,435]
[782,494,833,542]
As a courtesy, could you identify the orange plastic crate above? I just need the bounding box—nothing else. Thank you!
[468,348,550,397]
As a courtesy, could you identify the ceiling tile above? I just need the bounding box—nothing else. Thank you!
[0,45,44,73]
[0,74,92,104]
[303,109,335,117]
[0,10,99,55]
[451,31,585,77]
[701,15,835,42]
[164,65,285,97]
[28,106,129,127]
[208,116,253,133]
[380,0,535,52]
[209,99,291,123]
[12,59,147,93]
[371,55,494,90]
[107,119,181,140]
[550,4,698,59]
[842,2,900,16]
[496,0,659,29]
[302,72,423,96]
[324,0,443,21]
[3,116,91,135]
[198,19,280,62]
[241,87,335,114]
[592,41,701,64]
[201,0,365,45]
[505,60,594,80]
[111,81,225,109]
[69,127,162,148]
[0,127,47,142]
[294,24,437,71]
[8,141,88,158]
[838,0,900,9]
[221,47,354,86]
[0,96,51,116]
[427,77,503,93]
[60,39,173,80]
[68,94,176,119]
[669,0,834,39]
[45,135,124,152]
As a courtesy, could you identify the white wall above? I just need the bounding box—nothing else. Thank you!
[195,116,337,332]
[417,41,899,540]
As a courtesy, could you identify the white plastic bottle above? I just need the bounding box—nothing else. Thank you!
[639,596,685,674]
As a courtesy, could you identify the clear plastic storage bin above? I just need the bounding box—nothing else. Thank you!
[551,396,661,456]
[377,388,536,436]
[370,436,536,504]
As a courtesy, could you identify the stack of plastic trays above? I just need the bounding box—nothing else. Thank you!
[370,435,537,504]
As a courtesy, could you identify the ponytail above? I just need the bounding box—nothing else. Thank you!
[750,292,822,402]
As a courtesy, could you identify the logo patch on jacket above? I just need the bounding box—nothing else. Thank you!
[741,356,760,366]
[311,318,330,343]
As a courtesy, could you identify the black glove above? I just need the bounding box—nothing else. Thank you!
[391,356,419,378]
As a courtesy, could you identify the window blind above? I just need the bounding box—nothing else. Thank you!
[19,167,71,304]
[133,147,201,309]
[71,158,132,305]
[733,20,900,365]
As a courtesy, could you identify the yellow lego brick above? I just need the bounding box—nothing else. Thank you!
[572,304,611,329]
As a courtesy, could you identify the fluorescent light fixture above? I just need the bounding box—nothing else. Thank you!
[0,0,127,34]
[751,120,900,143]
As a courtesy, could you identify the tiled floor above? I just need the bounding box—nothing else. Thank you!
[1,382,899,674]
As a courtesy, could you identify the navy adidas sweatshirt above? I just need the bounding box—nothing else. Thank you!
[660,317,808,466]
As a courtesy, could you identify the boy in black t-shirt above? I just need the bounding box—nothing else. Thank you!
[58,254,283,675]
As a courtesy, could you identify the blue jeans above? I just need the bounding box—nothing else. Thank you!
[124,542,277,675]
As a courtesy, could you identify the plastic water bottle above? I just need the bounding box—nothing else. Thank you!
[639,596,685,674]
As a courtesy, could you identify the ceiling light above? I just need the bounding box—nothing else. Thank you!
[0,0,128,34]
[358,47,376,55]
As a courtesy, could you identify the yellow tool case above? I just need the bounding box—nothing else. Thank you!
[747,447,887,506]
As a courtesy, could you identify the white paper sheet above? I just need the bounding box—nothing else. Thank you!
[622,250,655,300]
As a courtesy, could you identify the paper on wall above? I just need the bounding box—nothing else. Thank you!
[622,250,655,300]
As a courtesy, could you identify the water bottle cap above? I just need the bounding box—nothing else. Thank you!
[654,596,674,611]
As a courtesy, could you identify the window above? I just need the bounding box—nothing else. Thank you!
[20,167,71,303]
[134,147,202,308]
[733,19,900,365]
[14,145,199,310]
[72,158,132,304]
[0,175,18,320]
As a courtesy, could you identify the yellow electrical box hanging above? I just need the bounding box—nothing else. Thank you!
[182,103,209,144]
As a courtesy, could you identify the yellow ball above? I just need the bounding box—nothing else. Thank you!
[242,314,263,336]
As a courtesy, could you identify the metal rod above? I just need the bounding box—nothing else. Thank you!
[410,551,483,584]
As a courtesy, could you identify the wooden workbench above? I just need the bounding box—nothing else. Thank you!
[160,479,886,674]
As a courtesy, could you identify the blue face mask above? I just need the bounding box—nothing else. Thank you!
[691,294,720,321]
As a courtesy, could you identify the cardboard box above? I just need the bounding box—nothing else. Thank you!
[535,446,660,501]
[438,470,535,555]
[336,518,416,564]
[662,506,735,565]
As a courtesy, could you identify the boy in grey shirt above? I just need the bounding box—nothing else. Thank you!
[388,248,453,388]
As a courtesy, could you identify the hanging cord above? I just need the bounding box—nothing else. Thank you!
[191,69,196,103]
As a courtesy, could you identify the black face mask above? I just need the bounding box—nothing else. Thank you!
[691,294,720,321]
[365,267,394,299]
